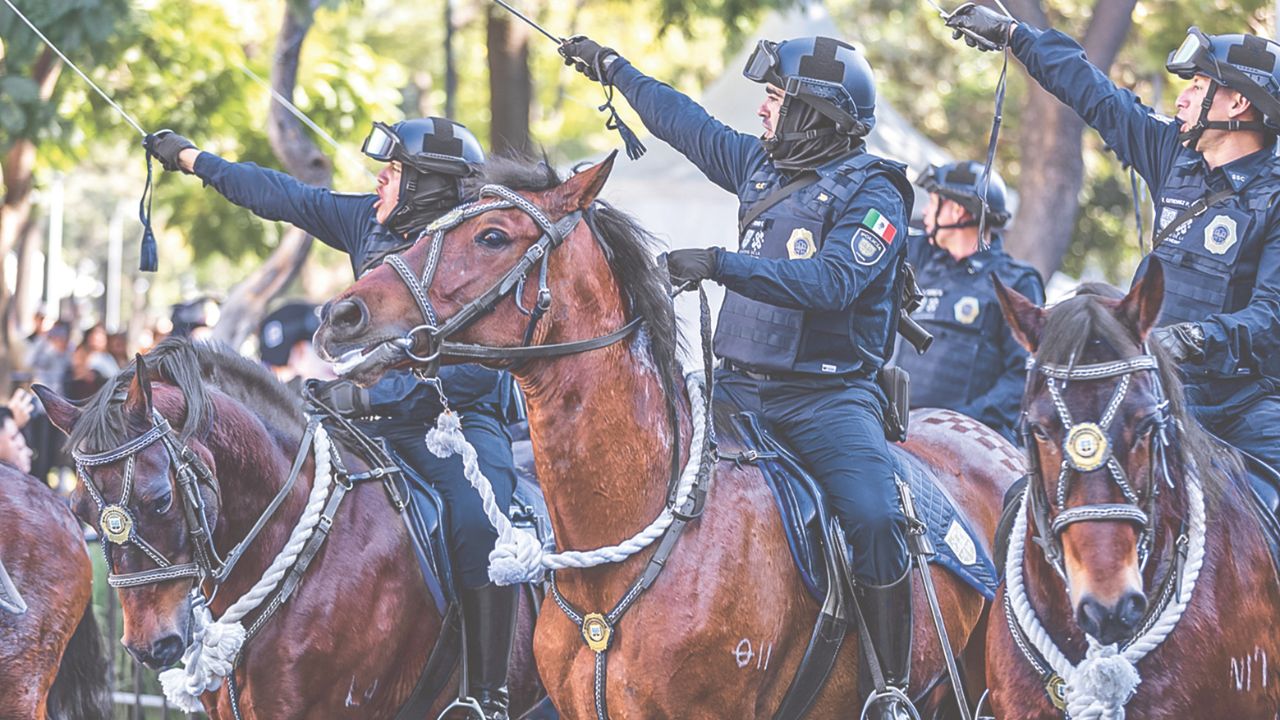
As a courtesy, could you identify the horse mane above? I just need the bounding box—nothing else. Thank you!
[1035,282,1240,497]
[69,337,304,454]
[464,153,683,391]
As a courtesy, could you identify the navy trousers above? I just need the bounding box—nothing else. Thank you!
[1201,395,1280,472]
[376,408,517,589]
[716,368,910,585]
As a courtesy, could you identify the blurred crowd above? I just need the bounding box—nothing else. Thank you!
[1,298,332,490]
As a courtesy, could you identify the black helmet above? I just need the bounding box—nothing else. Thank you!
[259,301,321,368]
[1166,28,1280,141]
[744,36,876,136]
[918,161,1011,228]
[362,117,485,235]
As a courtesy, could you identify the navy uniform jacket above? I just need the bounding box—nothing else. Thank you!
[611,60,910,376]
[1011,25,1280,418]
[897,231,1044,441]
[192,153,508,416]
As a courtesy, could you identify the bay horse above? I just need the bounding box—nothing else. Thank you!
[314,154,1020,718]
[34,339,548,719]
[0,463,111,720]
[988,263,1280,718]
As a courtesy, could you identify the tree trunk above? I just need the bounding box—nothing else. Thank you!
[212,0,332,349]
[487,5,533,156]
[0,49,62,395]
[1003,0,1138,279]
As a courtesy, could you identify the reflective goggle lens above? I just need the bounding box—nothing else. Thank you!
[743,40,780,83]
[361,124,399,161]
[1167,29,1209,72]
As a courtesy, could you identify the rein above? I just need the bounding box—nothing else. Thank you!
[1005,350,1205,718]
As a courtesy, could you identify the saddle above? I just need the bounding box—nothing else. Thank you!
[718,408,998,603]
[1236,450,1280,577]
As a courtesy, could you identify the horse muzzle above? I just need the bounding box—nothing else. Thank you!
[1076,590,1149,646]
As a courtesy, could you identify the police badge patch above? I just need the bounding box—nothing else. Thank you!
[1203,214,1239,255]
[787,228,816,259]
[851,228,887,266]
[953,296,981,325]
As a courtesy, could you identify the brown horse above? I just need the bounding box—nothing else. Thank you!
[0,462,111,720]
[989,264,1280,718]
[314,155,1019,718]
[35,340,547,719]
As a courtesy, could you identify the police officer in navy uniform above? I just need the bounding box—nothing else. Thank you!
[146,120,520,719]
[945,9,1280,475]
[561,35,918,717]
[899,162,1044,443]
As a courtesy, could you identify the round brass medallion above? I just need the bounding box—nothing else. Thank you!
[1064,422,1109,472]
[100,505,134,544]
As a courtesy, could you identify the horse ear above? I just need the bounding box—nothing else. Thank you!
[32,384,80,436]
[1117,258,1164,342]
[126,354,155,415]
[993,275,1046,352]
[552,151,617,213]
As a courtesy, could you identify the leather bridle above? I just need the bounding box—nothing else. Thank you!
[379,183,642,375]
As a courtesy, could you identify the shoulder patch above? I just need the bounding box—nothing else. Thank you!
[860,208,898,243]
[852,228,888,266]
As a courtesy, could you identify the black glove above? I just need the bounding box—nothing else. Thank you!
[1152,322,1205,363]
[144,130,197,173]
[945,3,1016,52]
[666,248,719,287]
[559,35,620,84]
[311,378,372,418]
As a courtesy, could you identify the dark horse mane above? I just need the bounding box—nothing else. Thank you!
[1035,282,1241,498]
[464,154,683,390]
[69,337,304,455]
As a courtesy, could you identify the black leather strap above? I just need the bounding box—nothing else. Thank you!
[738,172,819,236]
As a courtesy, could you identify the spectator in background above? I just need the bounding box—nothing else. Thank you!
[24,322,71,483]
[0,407,33,474]
[107,331,129,368]
[170,297,220,340]
[259,302,335,387]
[68,324,118,401]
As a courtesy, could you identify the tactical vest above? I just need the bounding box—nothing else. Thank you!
[1150,153,1280,327]
[355,224,415,279]
[715,152,914,375]
[897,240,1036,417]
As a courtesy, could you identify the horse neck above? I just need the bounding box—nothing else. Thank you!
[517,326,686,557]
[202,395,311,612]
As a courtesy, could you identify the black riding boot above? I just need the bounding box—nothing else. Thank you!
[461,584,518,720]
[858,569,915,720]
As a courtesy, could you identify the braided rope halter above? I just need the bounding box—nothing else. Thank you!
[1003,349,1207,719]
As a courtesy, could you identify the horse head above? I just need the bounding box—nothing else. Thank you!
[996,260,1184,646]
[316,154,619,385]
[37,353,220,670]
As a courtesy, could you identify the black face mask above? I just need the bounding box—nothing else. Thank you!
[385,169,461,237]
[762,98,858,172]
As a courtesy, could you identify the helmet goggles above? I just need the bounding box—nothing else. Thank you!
[743,40,782,86]
[1166,27,1219,79]
[361,122,402,163]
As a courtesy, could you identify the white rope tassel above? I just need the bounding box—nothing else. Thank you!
[160,424,336,712]
[426,372,708,586]
[1005,471,1207,720]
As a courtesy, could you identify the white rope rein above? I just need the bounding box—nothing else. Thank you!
[1005,471,1207,719]
[425,372,707,586]
[160,424,336,712]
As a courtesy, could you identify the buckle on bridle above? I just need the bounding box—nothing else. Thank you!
[401,324,442,363]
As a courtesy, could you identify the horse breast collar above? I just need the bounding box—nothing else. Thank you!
[74,412,224,588]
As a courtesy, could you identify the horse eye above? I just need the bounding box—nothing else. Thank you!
[476,229,510,248]
[152,494,173,515]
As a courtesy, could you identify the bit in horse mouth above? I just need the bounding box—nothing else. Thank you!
[329,338,405,378]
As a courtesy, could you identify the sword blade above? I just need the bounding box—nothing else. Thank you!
[916,559,973,720]
[490,0,563,44]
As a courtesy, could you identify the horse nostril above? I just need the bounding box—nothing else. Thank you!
[1077,596,1106,640]
[329,299,368,335]
[151,633,186,669]
[1117,591,1148,631]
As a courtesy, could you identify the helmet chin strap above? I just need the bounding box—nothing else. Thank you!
[1179,80,1268,149]
[925,203,980,245]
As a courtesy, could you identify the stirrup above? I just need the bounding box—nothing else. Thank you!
[859,686,921,720]
[438,696,487,720]
[974,689,995,720]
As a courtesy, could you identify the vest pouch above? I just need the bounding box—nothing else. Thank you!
[714,290,805,371]
[903,321,983,409]
[1154,245,1234,325]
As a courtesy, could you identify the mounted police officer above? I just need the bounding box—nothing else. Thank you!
[897,162,1044,442]
[945,9,1280,477]
[145,119,520,719]
[560,34,917,718]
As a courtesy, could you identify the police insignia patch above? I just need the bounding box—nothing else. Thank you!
[1203,214,1239,255]
[851,228,887,266]
[953,296,980,325]
[787,228,816,259]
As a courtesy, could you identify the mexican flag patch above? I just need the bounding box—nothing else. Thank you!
[861,209,897,243]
